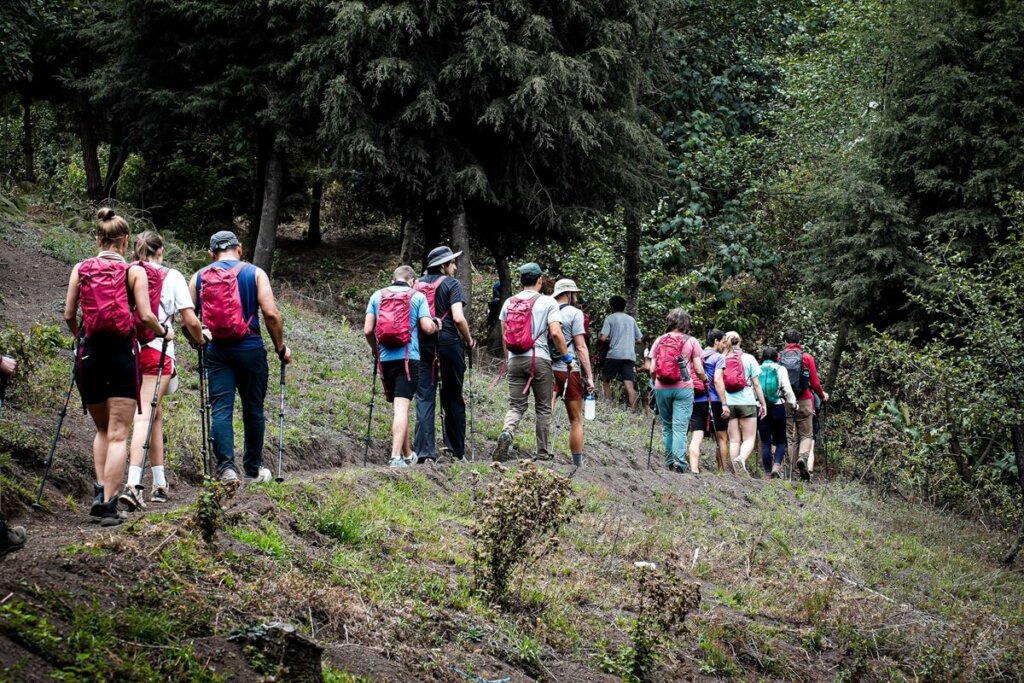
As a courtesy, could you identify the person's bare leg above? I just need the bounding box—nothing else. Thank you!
[716,430,730,472]
[602,379,612,400]
[392,398,411,457]
[737,417,757,465]
[102,398,137,501]
[688,430,705,473]
[624,380,637,409]
[87,402,111,486]
[727,418,741,469]
[566,399,584,454]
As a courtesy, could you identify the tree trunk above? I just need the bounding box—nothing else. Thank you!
[452,208,473,326]
[1002,424,1024,565]
[253,146,284,275]
[488,244,511,353]
[20,89,35,182]
[400,217,422,266]
[623,206,642,317]
[78,98,103,203]
[307,177,323,245]
[826,322,848,396]
[103,124,129,201]
[248,129,272,254]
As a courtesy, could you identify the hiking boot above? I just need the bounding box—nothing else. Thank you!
[99,499,126,527]
[0,522,27,558]
[118,485,146,511]
[494,431,512,462]
[89,482,104,521]
[150,486,169,503]
[797,458,810,481]
[219,468,241,490]
[388,456,408,468]
[534,451,554,462]
[243,468,273,485]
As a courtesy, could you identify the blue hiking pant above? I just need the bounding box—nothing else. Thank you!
[655,387,694,469]
[206,345,269,477]
[758,403,788,472]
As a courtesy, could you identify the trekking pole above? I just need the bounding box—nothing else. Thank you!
[468,346,475,461]
[646,413,657,471]
[197,346,210,478]
[275,361,286,482]
[34,351,78,510]
[364,360,378,466]
[822,404,829,481]
[139,339,169,476]
[0,374,9,420]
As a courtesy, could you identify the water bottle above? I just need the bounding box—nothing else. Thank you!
[584,392,596,420]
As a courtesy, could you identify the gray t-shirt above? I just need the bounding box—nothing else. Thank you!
[551,304,585,371]
[601,312,642,361]
[499,292,562,361]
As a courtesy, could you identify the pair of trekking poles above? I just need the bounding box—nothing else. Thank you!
[363,346,475,465]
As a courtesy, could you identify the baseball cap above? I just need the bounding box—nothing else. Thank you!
[209,230,240,252]
[518,262,542,277]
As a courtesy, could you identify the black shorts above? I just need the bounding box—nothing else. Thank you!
[603,358,636,382]
[690,401,709,432]
[77,337,137,405]
[381,359,420,402]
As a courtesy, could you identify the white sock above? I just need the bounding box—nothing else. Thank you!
[127,466,143,488]
[151,466,167,488]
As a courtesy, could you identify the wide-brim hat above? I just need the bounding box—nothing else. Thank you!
[552,278,582,298]
[426,246,463,269]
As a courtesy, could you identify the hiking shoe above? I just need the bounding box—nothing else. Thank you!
[572,454,584,467]
[99,499,126,527]
[0,523,27,557]
[494,431,512,462]
[219,468,241,490]
[416,455,438,465]
[534,451,554,462]
[388,456,409,468]
[118,485,146,511]
[770,464,783,479]
[150,486,169,504]
[89,482,104,521]
[243,468,273,485]
[732,459,749,477]
[797,458,810,481]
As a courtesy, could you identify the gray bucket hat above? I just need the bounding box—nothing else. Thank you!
[552,278,582,298]
[426,245,462,269]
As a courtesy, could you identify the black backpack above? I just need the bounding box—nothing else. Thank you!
[779,349,810,394]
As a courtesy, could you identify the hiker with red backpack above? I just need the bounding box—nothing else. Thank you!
[412,246,475,463]
[549,279,596,467]
[189,231,292,489]
[63,208,172,526]
[715,331,767,476]
[757,347,797,478]
[648,309,706,473]
[495,263,569,461]
[687,330,729,473]
[780,329,829,481]
[121,231,203,509]
[364,265,439,467]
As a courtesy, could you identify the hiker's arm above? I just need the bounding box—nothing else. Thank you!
[129,265,172,340]
[549,321,569,357]
[573,333,594,389]
[806,354,828,402]
[500,321,508,355]
[692,345,707,383]
[363,313,378,358]
[715,367,729,416]
[255,268,290,363]
[179,307,203,346]
[63,264,82,338]
[752,373,767,419]
[418,314,439,336]
[449,301,474,348]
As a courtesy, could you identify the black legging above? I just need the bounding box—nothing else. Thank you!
[758,403,788,472]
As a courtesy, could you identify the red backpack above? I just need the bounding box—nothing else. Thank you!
[722,351,749,393]
[653,333,687,383]
[413,276,450,326]
[504,294,543,354]
[200,263,254,342]
[133,261,167,343]
[78,257,133,339]
[375,289,413,349]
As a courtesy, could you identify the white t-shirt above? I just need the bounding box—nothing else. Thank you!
[144,267,193,359]
[499,292,562,361]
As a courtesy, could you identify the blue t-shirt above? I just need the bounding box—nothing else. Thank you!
[696,349,724,403]
[196,259,264,352]
[367,285,430,362]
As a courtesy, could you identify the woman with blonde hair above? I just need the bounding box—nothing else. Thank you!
[121,231,203,509]
[648,308,706,472]
[714,331,766,475]
[64,208,173,526]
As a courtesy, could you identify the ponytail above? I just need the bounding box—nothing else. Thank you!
[95,208,130,249]
[722,330,742,355]
[134,230,164,261]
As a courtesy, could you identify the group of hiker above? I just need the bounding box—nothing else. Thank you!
[59,209,291,527]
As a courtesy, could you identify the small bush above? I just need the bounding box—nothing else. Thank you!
[472,463,581,603]
[628,563,701,682]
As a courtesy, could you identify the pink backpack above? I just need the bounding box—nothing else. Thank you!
[78,257,133,339]
[504,294,542,354]
[722,352,749,393]
[413,276,450,322]
[375,289,413,349]
[653,333,686,383]
[200,263,254,342]
[133,261,167,343]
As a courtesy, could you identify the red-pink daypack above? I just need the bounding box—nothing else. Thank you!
[722,351,749,393]
[133,261,167,344]
[78,257,134,339]
[200,263,254,342]
[653,333,687,383]
[413,276,449,323]
[504,294,550,394]
[375,288,415,380]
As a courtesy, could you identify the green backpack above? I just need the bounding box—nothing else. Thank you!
[760,361,780,404]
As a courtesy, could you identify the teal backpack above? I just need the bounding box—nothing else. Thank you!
[760,361,781,404]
